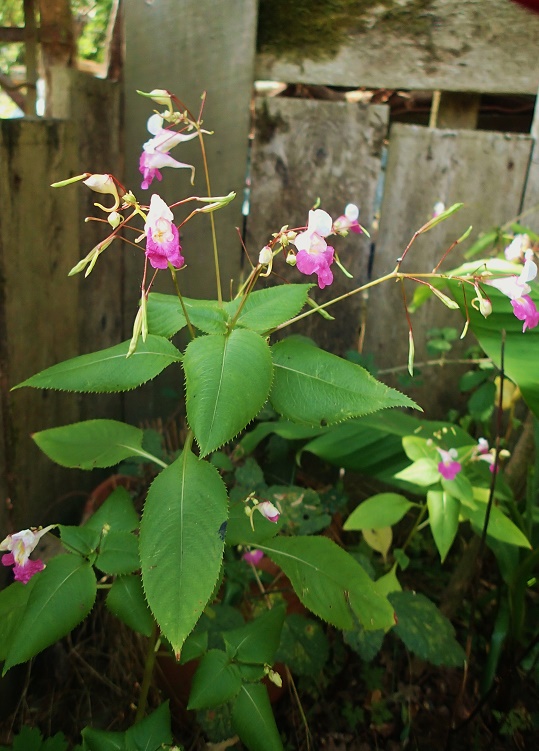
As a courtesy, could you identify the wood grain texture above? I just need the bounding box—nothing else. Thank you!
[362,123,533,416]
[123,0,258,422]
[247,96,389,355]
[256,0,539,95]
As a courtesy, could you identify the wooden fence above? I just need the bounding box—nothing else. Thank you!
[3,0,539,539]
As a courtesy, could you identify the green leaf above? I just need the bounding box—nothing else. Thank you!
[33,420,146,469]
[3,554,96,673]
[139,451,228,656]
[95,531,139,575]
[231,683,284,751]
[427,490,460,562]
[460,501,531,548]
[223,606,285,665]
[15,335,182,393]
[125,702,172,751]
[390,590,465,667]
[106,575,154,637]
[59,525,101,557]
[147,292,227,337]
[393,458,440,487]
[188,650,242,710]
[81,727,125,751]
[225,284,312,333]
[0,581,35,661]
[184,330,273,456]
[441,472,474,504]
[270,338,418,427]
[84,487,139,533]
[402,436,438,462]
[446,259,539,418]
[225,501,282,547]
[258,536,395,631]
[344,493,414,531]
[276,614,329,676]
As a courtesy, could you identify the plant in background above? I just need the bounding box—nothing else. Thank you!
[1,88,538,750]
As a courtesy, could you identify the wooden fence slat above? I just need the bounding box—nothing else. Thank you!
[123,0,258,423]
[256,0,539,95]
[247,97,388,354]
[0,120,83,551]
[363,123,533,416]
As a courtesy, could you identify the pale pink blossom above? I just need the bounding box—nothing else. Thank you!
[139,114,197,189]
[1,526,54,584]
[257,501,280,523]
[333,204,362,235]
[292,209,335,289]
[144,194,184,269]
[504,234,531,263]
[486,254,539,332]
[242,549,264,565]
[437,448,461,481]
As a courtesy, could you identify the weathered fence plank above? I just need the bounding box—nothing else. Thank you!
[362,123,533,415]
[123,0,258,422]
[256,0,539,95]
[247,96,388,354]
[0,120,83,550]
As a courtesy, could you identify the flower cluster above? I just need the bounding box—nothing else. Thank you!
[486,250,539,332]
[1,526,54,584]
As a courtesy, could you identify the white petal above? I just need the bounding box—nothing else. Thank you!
[147,113,164,135]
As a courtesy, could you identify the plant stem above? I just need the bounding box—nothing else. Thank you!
[197,128,222,305]
[402,504,428,554]
[170,266,196,340]
[135,621,159,722]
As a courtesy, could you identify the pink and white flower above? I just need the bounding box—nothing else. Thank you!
[291,209,335,289]
[504,234,531,263]
[333,204,362,235]
[144,194,184,269]
[486,253,539,332]
[437,448,461,481]
[242,549,264,566]
[256,501,280,523]
[139,114,197,190]
[1,526,54,584]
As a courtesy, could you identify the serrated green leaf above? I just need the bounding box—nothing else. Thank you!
[106,575,154,637]
[3,555,96,673]
[140,451,228,656]
[225,284,312,333]
[95,531,139,575]
[390,590,465,667]
[188,650,242,710]
[81,727,125,751]
[344,493,414,531]
[84,487,139,533]
[223,606,285,665]
[59,525,101,557]
[33,420,146,469]
[231,683,283,751]
[184,330,273,456]
[270,338,418,427]
[258,536,395,631]
[427,490,460,562]
[125,701,172,751]
[15,335,182,393]
[147,292,227,337]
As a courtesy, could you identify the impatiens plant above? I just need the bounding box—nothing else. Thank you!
[2,88,538,750]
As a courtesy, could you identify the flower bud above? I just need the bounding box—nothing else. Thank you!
[83,173,118,196]
[257,501,280,523]
[108,211,122,229]
[136,88,173,107]
[286,251,297,267]
[478,297,492,318]
[258,246,273,266]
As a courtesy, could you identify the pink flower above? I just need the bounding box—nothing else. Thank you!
[243,549,264,565]
[292,209,335,289]
[504,234,531,263]
[0,526,54,584]
[139,114,197,190]
[144,194,184,270]
[333,204,362,235]
[437,448,461,481]
[257,501,280,523]
[473,438,497,474]
[486,254,539,332]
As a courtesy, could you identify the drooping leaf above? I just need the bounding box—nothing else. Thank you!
[3,554,96,673]
[223,606,285,665]
[269,338,418,427]
[231,683,284,751]
[184,329,273,456]
[15,335,182,393]
[84,487,139,533]
[460,499,531,548]
[225,284,312,333]
[188,650,242,710]
[106,575,154,637]
[147,292,227,337]
[257,536,395,631]
[32,420,146,469]
[362,527,392,560]
[139,451,228,656]
[390,590,466,667]
[344,493,414,531]
[427,489,460,562]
